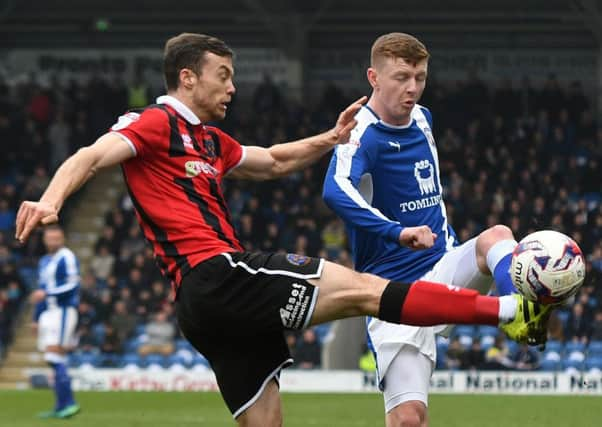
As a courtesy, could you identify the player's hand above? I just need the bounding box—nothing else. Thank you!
[15,200,59,243]
[30,289,47,304]
[330,96,368,145]
[399,225,437,250]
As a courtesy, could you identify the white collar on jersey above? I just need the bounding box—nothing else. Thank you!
[156,95,201,125]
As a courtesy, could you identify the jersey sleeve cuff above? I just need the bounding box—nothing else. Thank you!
[387,225,404,243]
[110,131,138,156]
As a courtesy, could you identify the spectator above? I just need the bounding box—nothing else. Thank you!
[110,300,138,343]
[483,335,514,370]
[445,337,465,370]
[565,303,592,343]
[462,337,486,370]
[511,344,540,370]
[294,329,321,369]
[138,311,176,357]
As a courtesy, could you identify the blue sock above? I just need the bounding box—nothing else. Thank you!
[52,362,75,410]
[486,239,518,296]
[493,253,516,296]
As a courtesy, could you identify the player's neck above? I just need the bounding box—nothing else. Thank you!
[367,97,412,127]
[166,92,207,123]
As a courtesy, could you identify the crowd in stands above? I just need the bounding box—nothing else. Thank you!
[0,69,600,372]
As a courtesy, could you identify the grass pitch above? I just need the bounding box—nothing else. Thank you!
[0,391,599,426]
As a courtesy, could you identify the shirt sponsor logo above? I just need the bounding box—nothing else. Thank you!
[185,161,218,177]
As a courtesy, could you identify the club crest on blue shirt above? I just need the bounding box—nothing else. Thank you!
[423,127,435,146]
[286,253,310,266]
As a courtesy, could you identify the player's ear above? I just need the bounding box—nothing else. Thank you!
[180,69,196,89]
[367,67,378,89]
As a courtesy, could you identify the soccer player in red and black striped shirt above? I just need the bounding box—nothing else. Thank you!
[16,33,550,426]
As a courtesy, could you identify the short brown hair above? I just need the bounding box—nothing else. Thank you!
[163,33,234,91]
[371,33,429,68]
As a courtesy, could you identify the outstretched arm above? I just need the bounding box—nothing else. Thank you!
[229,96,367,180]
[15,132,134,242]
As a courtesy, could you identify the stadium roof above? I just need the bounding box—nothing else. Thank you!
[1,0,601,49]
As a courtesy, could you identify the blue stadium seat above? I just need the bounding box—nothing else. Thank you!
[92,323,106,343]
[452,326,475,338]
[565,342,586,354]
[166,354,190,369]
[68,353,82,368]
[99,353,120,367]
[175,338,192,352]
[78,352,101,367]
[121,353,144,368]
[314,323,333,343]
[585,357,602,372]
[562,359,584,371]
[145,354,167,369]
[192,352,210,368]
[587,341,602,356]
[539,359,561,371]
[134,324,147,337]
[476,325,499,337]
[544,340,563,354]
[124,337,144,353]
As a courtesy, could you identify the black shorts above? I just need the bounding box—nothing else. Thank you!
[175,251,323,418]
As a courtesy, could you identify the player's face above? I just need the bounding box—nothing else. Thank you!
[43,228,65,253]
[194,52,236,121]
[368,57,427,125]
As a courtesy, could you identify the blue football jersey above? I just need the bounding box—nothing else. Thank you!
[323,104,458,282]
[37,247,80,312]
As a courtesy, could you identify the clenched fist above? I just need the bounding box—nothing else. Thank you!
[399,225,437,250]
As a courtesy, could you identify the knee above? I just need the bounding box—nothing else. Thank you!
[477,225,514,251]
[388,403,426,427]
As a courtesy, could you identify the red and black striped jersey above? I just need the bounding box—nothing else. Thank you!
[111,95,245,292]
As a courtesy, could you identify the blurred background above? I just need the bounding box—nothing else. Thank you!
[0,0,601,389]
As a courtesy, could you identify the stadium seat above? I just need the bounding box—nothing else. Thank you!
[452,325,475,338]
[99,353,120,367]
[92,323,106,343]
[134,324,147,337]
[78,352,101,368]
[587,340,602,356]
[480,335,495,350]
[585,357,602,372]
[166,354,190,369]
[568,351,585,362]
[68,353,82,368]
[121,353,145,368]
[565,342,586,354]
[543,350,561,362]
[314,323,333,344]
[192,352,210,368]
[175,338,192,352]
[124,337,144,354]
[476,325,499,337]
[562,359,584,371]
[539,359,561,371]
[145,354,167,369]
[544,340,563,354]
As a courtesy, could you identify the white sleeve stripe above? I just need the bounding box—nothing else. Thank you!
[225,145,246,176]
[110,131,137,156]
[333,146,395,223]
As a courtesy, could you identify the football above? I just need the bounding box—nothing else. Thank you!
[510,230,586,305]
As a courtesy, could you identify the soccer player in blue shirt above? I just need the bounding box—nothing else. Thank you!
[323,33,522,427]
[31,225,81,419]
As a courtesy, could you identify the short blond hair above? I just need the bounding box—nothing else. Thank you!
[371,33,429,68]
